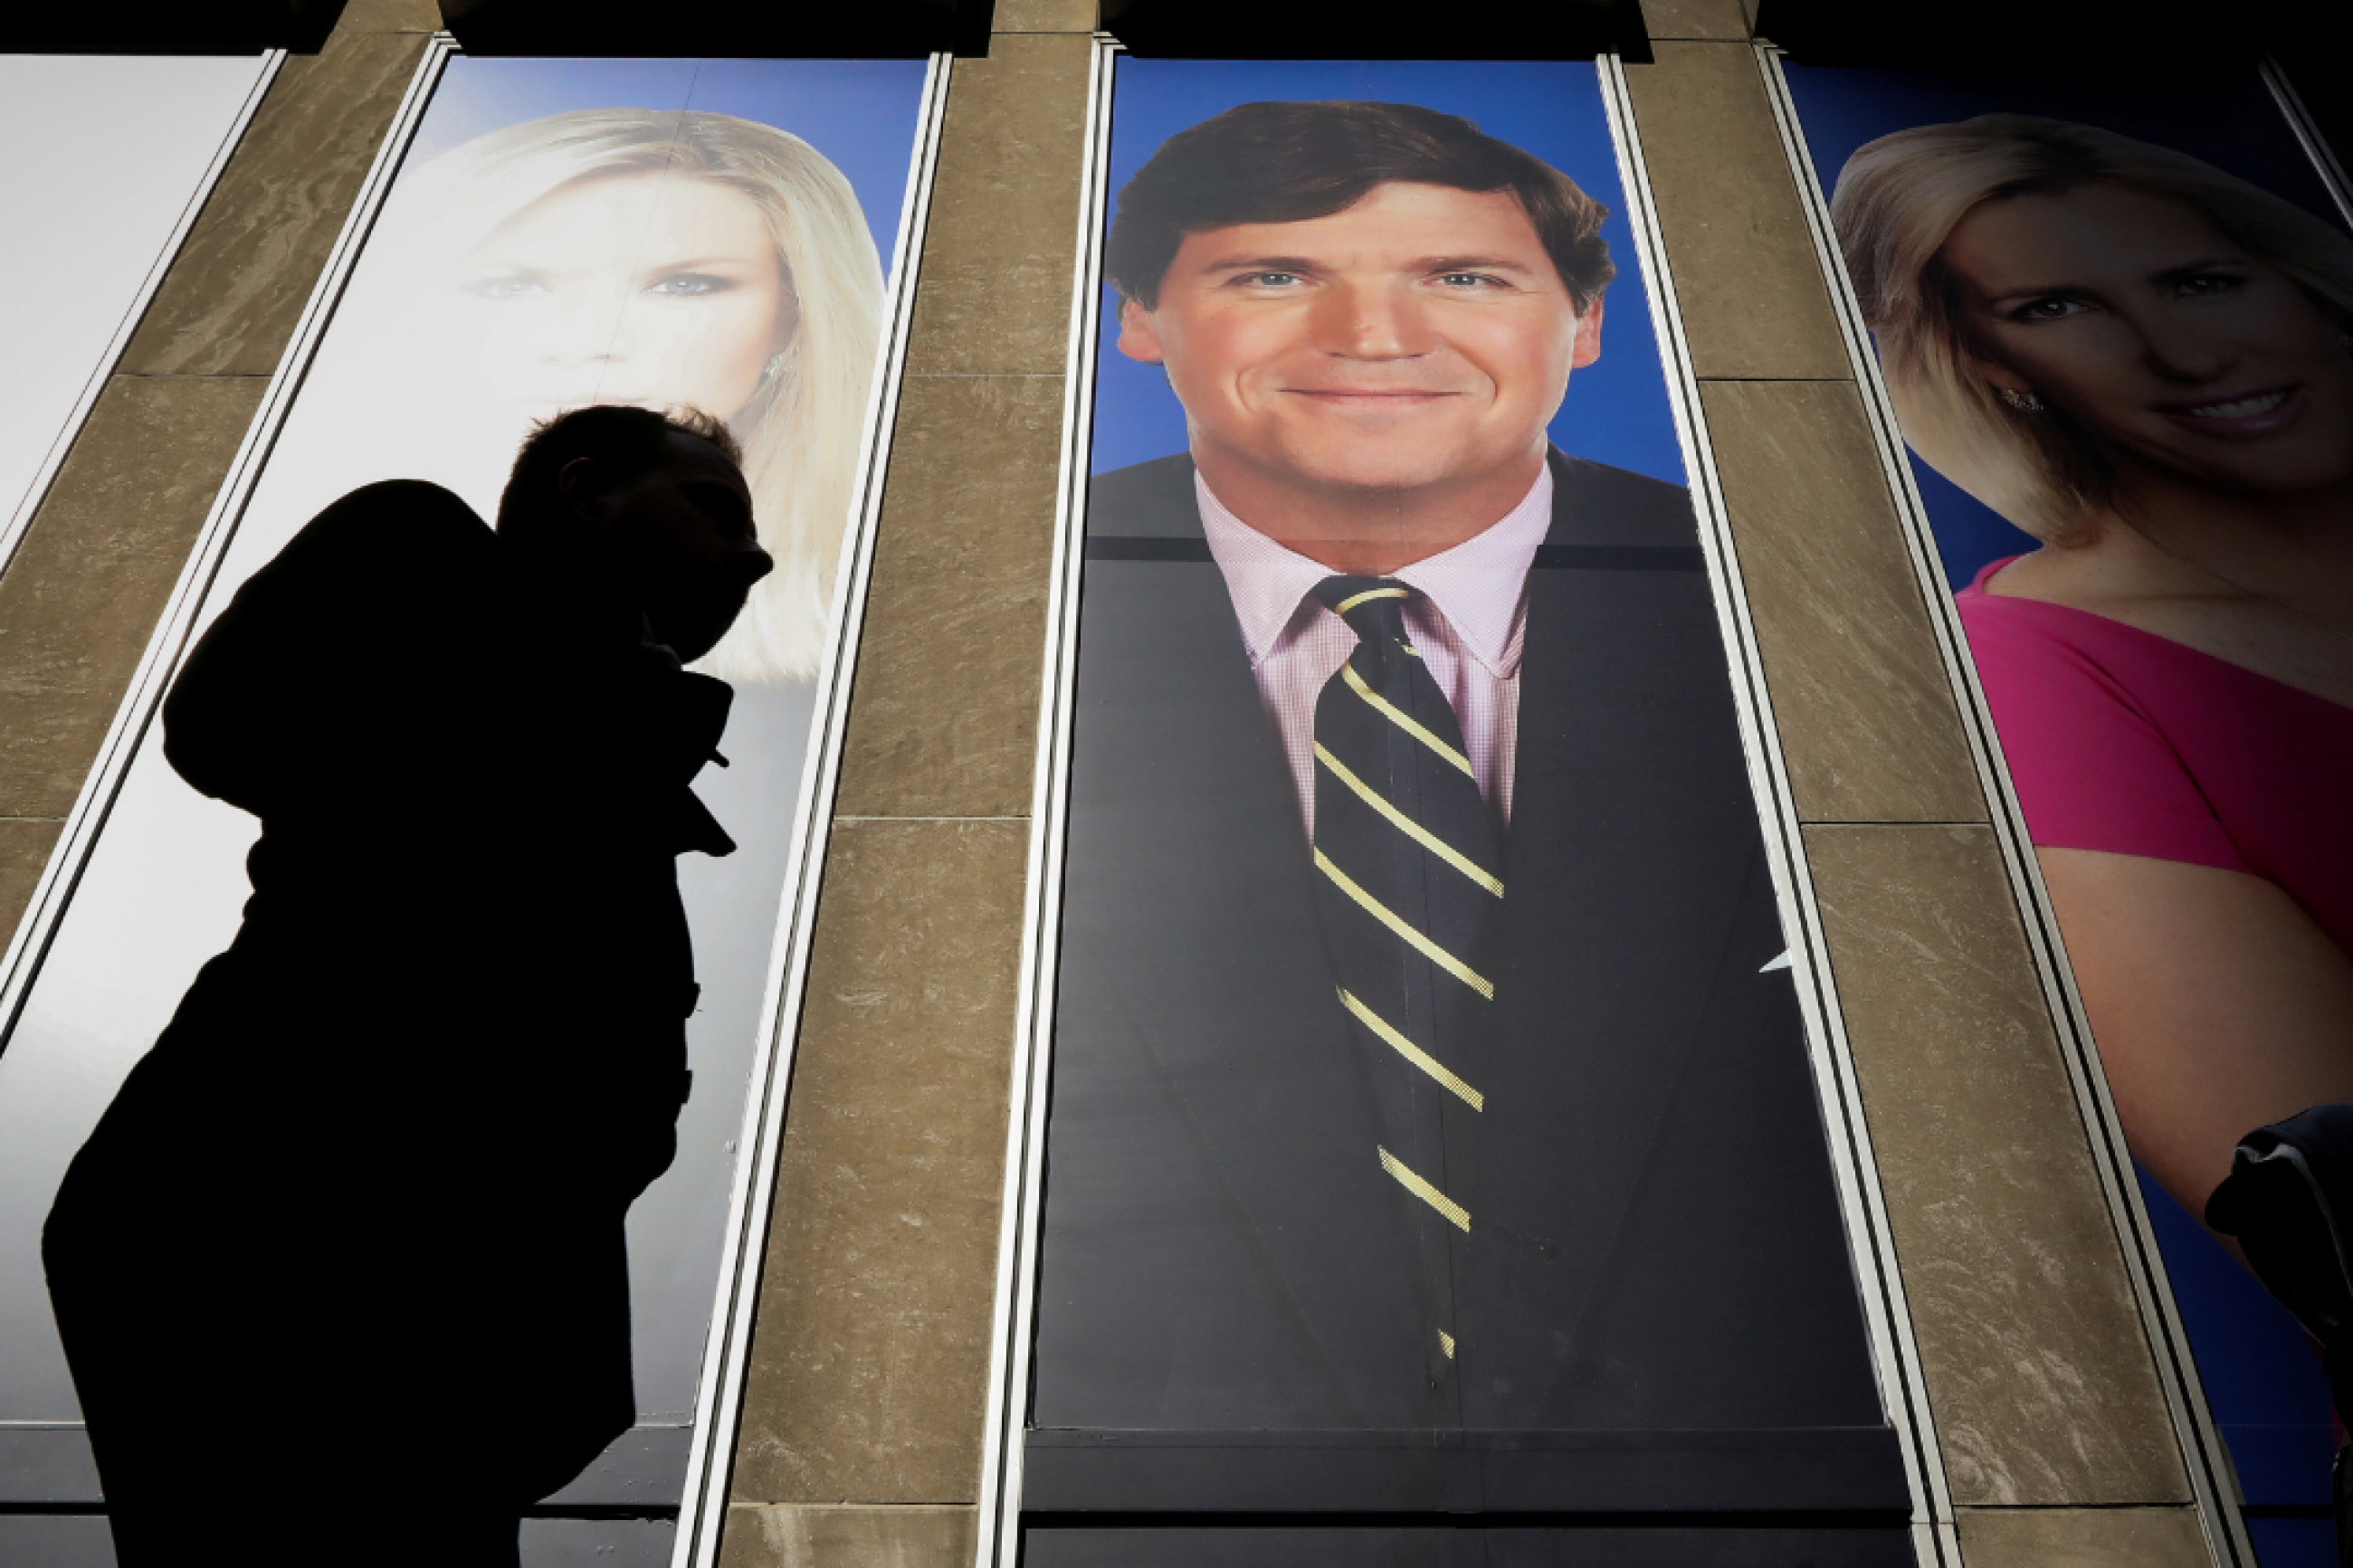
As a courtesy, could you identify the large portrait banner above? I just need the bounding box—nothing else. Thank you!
[1784,61,2353,1568]
[1015,54,1920,1567]
[0,48,934,1551]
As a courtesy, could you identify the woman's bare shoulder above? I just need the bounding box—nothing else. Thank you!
[1981,532,2231,627]
[1977,539,2133,608]
[1979,531,2353,708]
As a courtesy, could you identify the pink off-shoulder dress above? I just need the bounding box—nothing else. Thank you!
[1955,557,2353,956]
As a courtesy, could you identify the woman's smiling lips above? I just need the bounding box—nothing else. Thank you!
[2156,384,2302,437]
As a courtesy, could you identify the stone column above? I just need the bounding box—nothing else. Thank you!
[1624,5,2209,1563]
[718,5,1098,1564]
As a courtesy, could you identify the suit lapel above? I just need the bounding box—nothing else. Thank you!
[1456,452,1764,1426]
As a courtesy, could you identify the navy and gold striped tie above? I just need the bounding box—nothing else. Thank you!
[1309,575,1501,1375]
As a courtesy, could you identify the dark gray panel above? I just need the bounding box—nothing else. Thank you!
[0,1425,100,1506]
[541,1424,691,1509]
[0,1515,115,1568]
[0,1422,687,1507]
[1023,1427,1910,1515]
[1024,1525,1918,1568]
[522,1517,675,1568]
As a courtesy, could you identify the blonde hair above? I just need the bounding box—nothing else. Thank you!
[1832,114,2353,544]
[395,108,887,681]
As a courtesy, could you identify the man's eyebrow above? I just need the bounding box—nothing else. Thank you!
[1194,252,1544,277]
[1416,254,1540,275]
[1199,254,1323,275]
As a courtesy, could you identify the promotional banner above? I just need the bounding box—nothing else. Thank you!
[1786,63,2353,1565]
[1025,57,1909,1563]
[0,52,928,1486]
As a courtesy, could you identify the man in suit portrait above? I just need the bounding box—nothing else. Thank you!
[1034,100,1887,1459]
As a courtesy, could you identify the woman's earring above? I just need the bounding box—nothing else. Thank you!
[758,351,786,386]
[1996,386,2044,413]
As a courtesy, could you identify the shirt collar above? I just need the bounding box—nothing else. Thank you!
[1196,461,1553,678]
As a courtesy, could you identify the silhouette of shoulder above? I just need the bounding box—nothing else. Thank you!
[260,479,498,596]
[164,481,500,812]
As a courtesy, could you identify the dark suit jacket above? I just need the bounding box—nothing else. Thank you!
[1034,451,1885,1449]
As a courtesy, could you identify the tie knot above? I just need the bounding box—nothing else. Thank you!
[1312,575,1415,642]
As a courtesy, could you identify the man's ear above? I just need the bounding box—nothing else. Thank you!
[1569,295,1605,372]
[1115,297,1167,366]
[555,455,611,522]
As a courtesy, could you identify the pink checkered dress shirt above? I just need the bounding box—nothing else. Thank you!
[1195,464,1554,840]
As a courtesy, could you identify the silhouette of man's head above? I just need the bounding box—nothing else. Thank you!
[499,404,773,663]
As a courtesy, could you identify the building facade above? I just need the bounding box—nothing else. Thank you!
[0,1,2347,1564]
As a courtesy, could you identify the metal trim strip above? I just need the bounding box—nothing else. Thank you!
[2264,56,2353,231]
[670,51,957,1568]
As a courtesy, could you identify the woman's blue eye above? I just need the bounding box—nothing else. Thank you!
[471,275,544,300]
[651,273,734,297]
[2178,272,2243,297]
[2011,297,2084,321]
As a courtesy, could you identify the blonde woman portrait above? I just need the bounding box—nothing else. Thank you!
[1834,113,2353,1421]
[306,100,904,1427]
[31,79,913,1556]
[346,103,887,686]
[0,68,920,1513]
[279,101,898,1411]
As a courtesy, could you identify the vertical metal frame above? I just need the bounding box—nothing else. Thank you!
[1596,55,1958,1568]
[2265,58,2353,230]
[974,43,1967,1564]
[1751,43,2264,1568]
[972,33,1118,1568]
[0,48,285,582]
[672,50,956,1568]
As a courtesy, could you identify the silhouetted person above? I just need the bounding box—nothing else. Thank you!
[43,404,773,1568]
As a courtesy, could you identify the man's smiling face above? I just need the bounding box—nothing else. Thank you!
[1117,181,1600,505]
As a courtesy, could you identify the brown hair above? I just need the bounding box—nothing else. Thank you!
[1106,100,1615,313]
